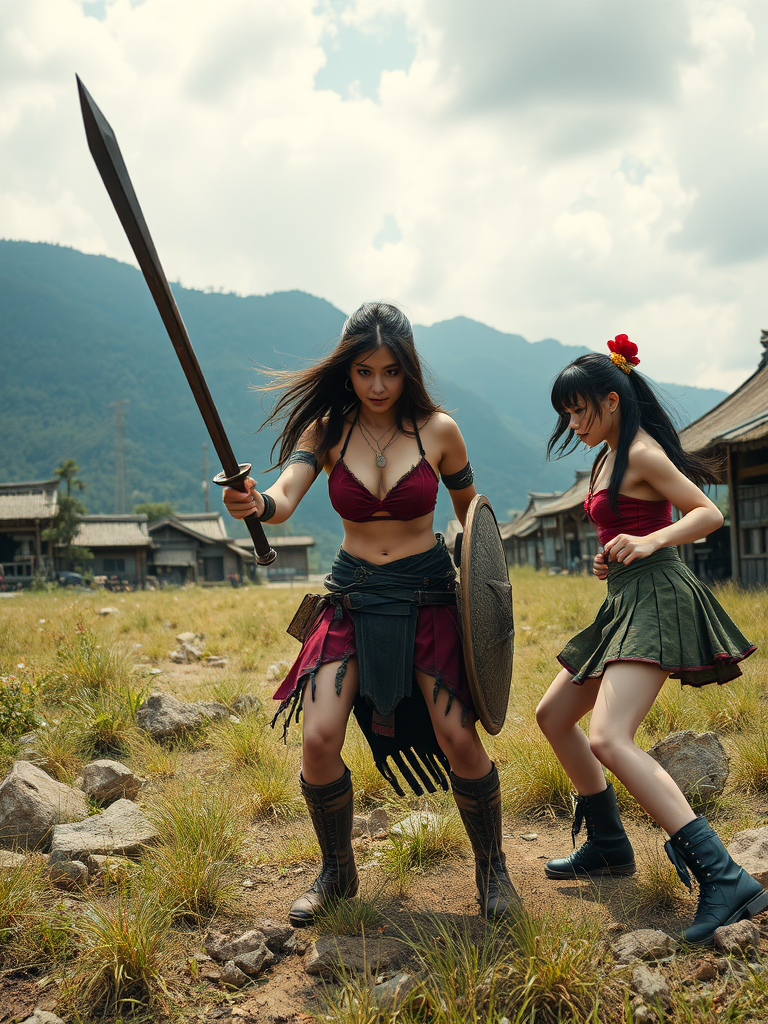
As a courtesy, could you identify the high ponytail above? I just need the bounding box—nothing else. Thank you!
[548,346,721,513]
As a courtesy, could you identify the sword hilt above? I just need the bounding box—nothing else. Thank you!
[212,463,277,566]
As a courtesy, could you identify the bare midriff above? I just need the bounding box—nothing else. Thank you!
[340,511,438,564]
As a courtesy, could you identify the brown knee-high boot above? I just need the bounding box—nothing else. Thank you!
[450,764,521,921]
[288,768,359,927]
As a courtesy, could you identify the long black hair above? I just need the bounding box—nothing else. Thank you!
[547,352,720,512]
[255,302,442,467]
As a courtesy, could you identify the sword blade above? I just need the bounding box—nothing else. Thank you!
[76,76,275,564]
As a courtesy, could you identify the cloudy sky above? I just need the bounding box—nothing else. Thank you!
[2,0,767,391]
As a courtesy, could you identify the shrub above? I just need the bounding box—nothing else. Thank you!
[0,673,40,738]
[52,623,132,694]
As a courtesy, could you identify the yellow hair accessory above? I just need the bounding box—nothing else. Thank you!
[609,351,633,375]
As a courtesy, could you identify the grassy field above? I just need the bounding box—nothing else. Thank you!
[0,568,767,1022]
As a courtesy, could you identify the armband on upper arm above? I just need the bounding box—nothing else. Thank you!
[441,461,474,490]
[286,449,319,473]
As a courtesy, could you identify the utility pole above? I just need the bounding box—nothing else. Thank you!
[202,441,210,513]
[109,400,129,514]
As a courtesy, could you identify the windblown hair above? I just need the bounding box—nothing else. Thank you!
[547,353,721,512]
[255,302,442,468]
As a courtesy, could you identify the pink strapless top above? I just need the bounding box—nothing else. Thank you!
[328,417,439,524]
[585,488,672,546]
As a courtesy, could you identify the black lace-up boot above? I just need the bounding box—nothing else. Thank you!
[450,764,521,921]
[545,783,636,879]
[665,816,768,946]
[288,768,359,927]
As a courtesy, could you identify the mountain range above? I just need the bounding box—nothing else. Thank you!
[0,241,727,567]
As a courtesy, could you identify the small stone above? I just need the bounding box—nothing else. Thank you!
[713,918,760,955]
[176,631,203,645]
[266,661,290,681]
[205,656,229,668]
[51,798,159,859]
[611,929,679,963]
[255,919,295,952]
[0,850,27,869]
[368,808,389,834]
[695,961,717,981]
[49,857,89,890]
[233,939,274,977]
[98,607,119,616]
[20,1012,67,1024]
[136,692,228,741]
[80,759,141,803]
[631,964,670,1006]
[390,811,443,838]
[230,693,261,716]
[521,832,538,841]
[727,826,768,888]
[206,928,269,963]
[372,973,424,1012]
[220,960,250,988]
[632,1005,655,1024]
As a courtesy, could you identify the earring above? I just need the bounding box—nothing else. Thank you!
[344,378,353,392]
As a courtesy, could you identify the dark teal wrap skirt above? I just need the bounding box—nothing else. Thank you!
[557,548,756,686]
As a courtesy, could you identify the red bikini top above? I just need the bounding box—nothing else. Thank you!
[585,488,672,546]
[329,418,439,524]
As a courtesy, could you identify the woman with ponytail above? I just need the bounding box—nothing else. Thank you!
[536,335,766,946]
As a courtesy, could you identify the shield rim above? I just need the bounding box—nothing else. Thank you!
[460,493,513,735]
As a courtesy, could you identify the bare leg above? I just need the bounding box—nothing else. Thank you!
[414,670,491,779]
[589,661,696,836]
[535,668,606,795]
[300,658,359,786]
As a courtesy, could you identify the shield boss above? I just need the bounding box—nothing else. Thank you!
[457,494,514,734]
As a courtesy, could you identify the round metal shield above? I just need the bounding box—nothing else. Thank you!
[458,495,514,735]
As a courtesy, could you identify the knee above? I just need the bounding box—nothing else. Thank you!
[302,726,342,767]
[436,726,479,767]
[589,732,621,771]
[535,698,559,738]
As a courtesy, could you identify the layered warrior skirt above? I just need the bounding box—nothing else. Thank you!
[273,537,475,795]
[558,548,756,686]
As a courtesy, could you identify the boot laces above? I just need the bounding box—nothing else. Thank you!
[571,798,589,847]
[664,840,692,892]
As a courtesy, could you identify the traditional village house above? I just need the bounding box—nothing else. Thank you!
[233,535,315,582]
[0,479,59,584]
[680,331,768,586]
[147,512,254,585]
[73,514,152,585]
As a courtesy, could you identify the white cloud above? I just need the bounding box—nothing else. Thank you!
[0,0,766,394]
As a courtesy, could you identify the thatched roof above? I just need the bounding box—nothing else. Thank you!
[74,515,151,548]
[681,339,768,452]
[0,479,59,522]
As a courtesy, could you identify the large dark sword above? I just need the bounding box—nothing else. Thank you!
[76,75,276,565]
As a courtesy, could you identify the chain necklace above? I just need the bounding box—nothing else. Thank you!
[358,418,399,468]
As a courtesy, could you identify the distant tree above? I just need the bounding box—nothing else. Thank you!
[134,501,175,522]
[43,461,93,571]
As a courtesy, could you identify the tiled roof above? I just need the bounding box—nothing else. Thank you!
[681,349,768,451]
[503,491,563,539]
[174,514,229,541]
[74,515,151,548]
[0,479,59,522]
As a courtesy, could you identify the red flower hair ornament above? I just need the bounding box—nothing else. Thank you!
[607,334,640,374]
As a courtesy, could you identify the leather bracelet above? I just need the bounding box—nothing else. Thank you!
[255,491,276,521]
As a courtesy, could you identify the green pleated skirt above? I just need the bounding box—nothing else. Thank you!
[558,548,756,686]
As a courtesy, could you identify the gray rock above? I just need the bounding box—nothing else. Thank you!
[233,936,274,977]
[647,730,729,799]
[304,935,404,977]
[20,1012,67,1024]
[51,798,159,859]
[713,919,760,955]
[230,693,261,716]
[98,607,119,616]
[0,761,89,851]
[352,815,368,838]
[255,918,295,953]
[49,857,89,890]
[220,960,250,988]
[631,964,670,1006]
[372,973,424,1011]
[136,692,228,740]
[80,759,141,803]
[727,826,768,887]
[265,661,290,681]
[390,811,443,838]
[0,850,27,869]
[176,631,203,645]
[206,928,269,963]
[204,657,229,668]
[612,929,678,963]
[368,808,389,835]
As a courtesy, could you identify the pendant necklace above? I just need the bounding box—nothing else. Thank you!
[358,419,398,468]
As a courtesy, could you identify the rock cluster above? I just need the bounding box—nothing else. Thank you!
[51,798,158,859]
[0,761,89,851]
[205,920,296,987]
[78,758,142,804]
[168,631,228,668]
[136,692,229,740]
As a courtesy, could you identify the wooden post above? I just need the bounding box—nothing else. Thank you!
[726,447,740,583]
[34,519,41,575]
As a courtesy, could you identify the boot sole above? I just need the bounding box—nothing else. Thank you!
[544,862,636,880]
[685,887,768,947]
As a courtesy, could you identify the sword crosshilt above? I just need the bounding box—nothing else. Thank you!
[76,76,276,565]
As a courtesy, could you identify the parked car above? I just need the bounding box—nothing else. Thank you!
[57,571,87,587]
